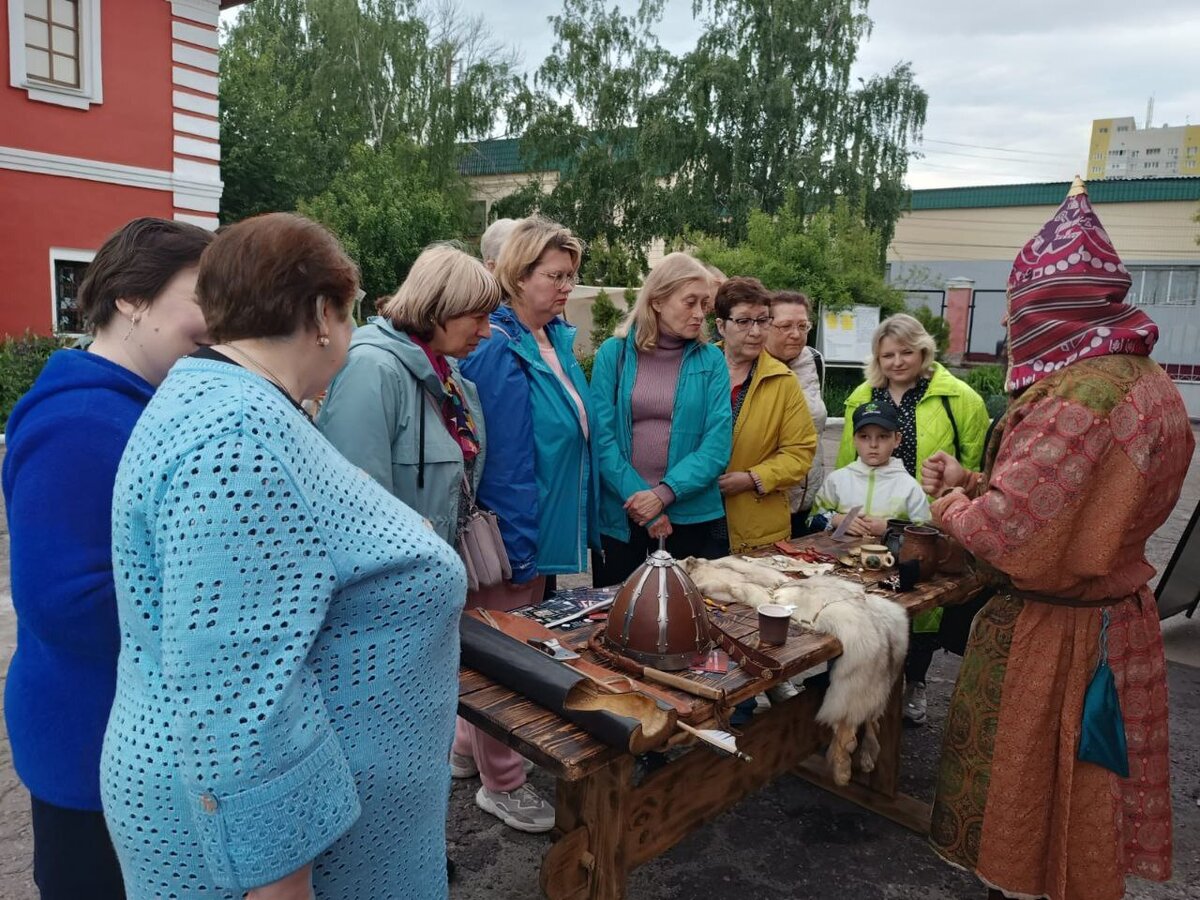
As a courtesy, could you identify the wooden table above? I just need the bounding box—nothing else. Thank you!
[457,535,982,900]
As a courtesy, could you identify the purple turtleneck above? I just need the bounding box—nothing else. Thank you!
[630,331,686,505]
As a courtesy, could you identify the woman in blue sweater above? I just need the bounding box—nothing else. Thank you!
[102,213,465,900]
[3,218,213,899]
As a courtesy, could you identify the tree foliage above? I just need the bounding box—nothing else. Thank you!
[691,203,905,315]
[219,0,518,222]
[299,142,466,304]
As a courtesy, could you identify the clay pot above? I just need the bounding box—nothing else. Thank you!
[899,525,949,582]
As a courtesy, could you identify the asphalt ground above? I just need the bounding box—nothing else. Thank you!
[2,426,1197,899]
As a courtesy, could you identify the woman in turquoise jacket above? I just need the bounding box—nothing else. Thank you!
[590,252,733,586]
[318,244,497,545]
[835,312,990,726]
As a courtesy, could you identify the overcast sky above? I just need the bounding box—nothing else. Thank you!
[223,0,1199,190]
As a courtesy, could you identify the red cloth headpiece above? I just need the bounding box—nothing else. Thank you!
[1005,179,1158,392]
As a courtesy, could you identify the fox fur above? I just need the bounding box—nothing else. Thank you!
[679,557,909,785]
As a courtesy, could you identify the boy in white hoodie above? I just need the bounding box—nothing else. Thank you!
[809,401,930,538]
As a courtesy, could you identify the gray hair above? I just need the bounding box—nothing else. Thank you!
[480,218,520,267]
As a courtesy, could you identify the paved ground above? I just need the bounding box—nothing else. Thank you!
[1,426,1197,899]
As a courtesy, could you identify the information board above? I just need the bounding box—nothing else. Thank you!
[819,305,880,364]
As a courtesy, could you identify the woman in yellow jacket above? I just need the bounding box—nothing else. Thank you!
[715,277,817,553]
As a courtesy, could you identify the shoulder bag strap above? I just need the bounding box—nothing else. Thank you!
[940,394,962,462]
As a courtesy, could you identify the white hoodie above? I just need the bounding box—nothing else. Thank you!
[809,457,930,525]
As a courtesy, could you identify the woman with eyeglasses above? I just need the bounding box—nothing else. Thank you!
[713,277,817,553]
[457,216,598,833]
[591,252,732,586]
[765,290,828,535]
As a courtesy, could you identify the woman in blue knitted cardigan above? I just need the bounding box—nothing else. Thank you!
[101,214,465,900]
[3,218,213,899]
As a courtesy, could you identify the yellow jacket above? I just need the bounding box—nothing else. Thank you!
[724,350,817,552]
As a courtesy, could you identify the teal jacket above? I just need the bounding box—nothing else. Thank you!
[590,330,732,543]
[460,305,600,581]
[837,362,991,476]
[317,317,485,545]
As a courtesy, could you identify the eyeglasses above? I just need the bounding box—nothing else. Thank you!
[535,271,579,289]
[724,316,772,331]
[770,321,811,334]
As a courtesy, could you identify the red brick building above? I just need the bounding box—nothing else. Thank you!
[1,0,245,337]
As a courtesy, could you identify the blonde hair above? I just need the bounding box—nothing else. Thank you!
[493,215,583,301]
[865,312,937,388]
[379,243,501,340]
[615,252,714,351]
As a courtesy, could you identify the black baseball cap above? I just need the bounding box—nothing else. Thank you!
[853,401,900,433]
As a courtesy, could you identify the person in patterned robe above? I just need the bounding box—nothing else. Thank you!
[921,178,1193,900]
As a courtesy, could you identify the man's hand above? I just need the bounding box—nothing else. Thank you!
[624,490,664,526]
[931,488,969,528]
[717,472,756,497]
[921,451,968,496]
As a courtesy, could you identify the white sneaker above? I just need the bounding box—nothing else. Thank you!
[903,682,928,725]
[765,680,801,705]
[450,751,479,779]
[475,784,555,833]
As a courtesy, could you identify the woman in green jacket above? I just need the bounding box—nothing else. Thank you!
[318,244,497,544]
[591,252,732,586]
[836,313,990,725]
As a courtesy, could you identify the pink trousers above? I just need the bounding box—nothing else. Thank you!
[454,576,545,792]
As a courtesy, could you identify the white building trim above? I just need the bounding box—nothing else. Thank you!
[174,212,220,230]
[172,65,218,96]
[8,0,104,110]
[0,145,222,198]
[174,112,220,140]
[173,89,218,117]
[174,135,220,161]
[167,0,219,28]
[171,42,218,73]
[172,20,219,50]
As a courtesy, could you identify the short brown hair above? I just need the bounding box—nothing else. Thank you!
[197,213,359,342]
[79,217,213,332]
[493,216,583,301]
[713,276,771,320]
[378,243,501,340]
[771,290,812,316]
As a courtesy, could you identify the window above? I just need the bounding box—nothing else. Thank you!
[1090,166,1102,175]
[50,252,92,333]
[1099,127,1109,133]
[1145,147,1161,156]
[1117,125,1129,132]
[1168,147,1179,156]
[1188,146,1198,157]
[1092,152,1103,160]
[1128,266,1199,306]
[1145,161,1159,169]
[1130,150,1139,159]
[8,0,102,108]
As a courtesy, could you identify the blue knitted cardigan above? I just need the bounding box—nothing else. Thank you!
[3,349,154,811]
[100,358,465,898]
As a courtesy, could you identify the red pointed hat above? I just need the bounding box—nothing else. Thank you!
[1005,177,1158,392]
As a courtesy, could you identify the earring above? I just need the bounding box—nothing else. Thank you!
[317,334,330,347]
[131,313,142,325]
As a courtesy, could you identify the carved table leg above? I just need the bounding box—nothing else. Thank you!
[541,754,635,900]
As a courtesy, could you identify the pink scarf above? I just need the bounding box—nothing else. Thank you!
[1005,184,1158,392]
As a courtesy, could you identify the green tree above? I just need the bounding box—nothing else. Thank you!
[299,142,467,303]
[910,304,950,357]
[501,0,672,280]
[691,204,904,314]
[220,0,518,222]
[589,289,624,350]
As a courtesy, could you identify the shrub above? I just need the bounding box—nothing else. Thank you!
[822,366,864,418]
[963,364,1005,397]
[1,333,64,430]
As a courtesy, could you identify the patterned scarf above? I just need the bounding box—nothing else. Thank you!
[1005,181,1158,392]
[411,336,481,461]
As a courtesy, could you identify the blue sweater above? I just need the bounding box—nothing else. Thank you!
[100,358,464,898]
[3,349,154,811]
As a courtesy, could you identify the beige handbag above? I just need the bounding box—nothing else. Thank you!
[457,478,511,592]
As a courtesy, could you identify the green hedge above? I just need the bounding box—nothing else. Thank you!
[1,333,64,430]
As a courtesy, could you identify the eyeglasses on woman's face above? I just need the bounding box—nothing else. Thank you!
[770,320,810,334]
[723,315,772,331]
[534,270,579,290]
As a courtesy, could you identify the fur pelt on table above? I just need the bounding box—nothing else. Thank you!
[678,555,910,785]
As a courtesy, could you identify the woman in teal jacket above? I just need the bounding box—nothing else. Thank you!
[317,244,497,545]
[835,312,990,725]
[591,252,733,586]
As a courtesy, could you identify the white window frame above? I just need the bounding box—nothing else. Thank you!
[49,247,95,335]
[8,0,103,110]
